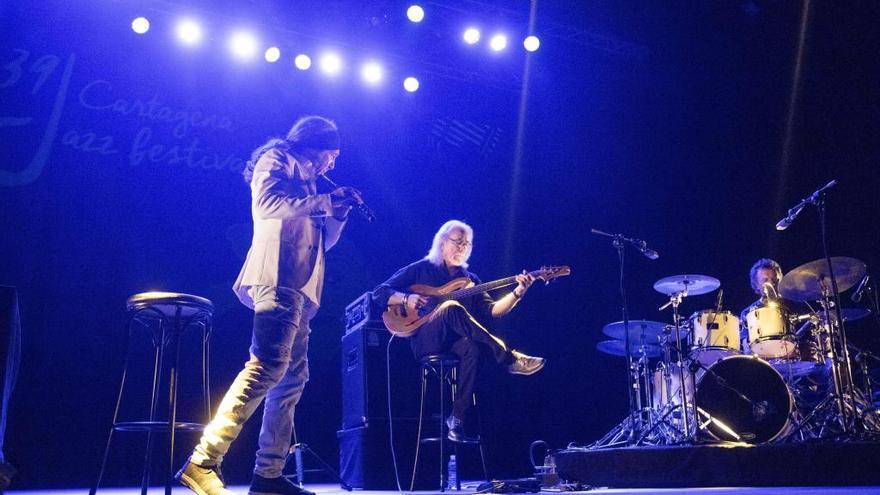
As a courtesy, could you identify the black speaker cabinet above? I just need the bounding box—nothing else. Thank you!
[337,420,437,490]
[340,322,419,429]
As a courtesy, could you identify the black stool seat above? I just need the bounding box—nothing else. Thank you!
[420,353,461,367]
[127,291,214,318]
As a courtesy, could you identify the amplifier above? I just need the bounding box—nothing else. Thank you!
[344,291,378,335]
[340,322,420,429]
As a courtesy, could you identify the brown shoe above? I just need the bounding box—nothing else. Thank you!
[176,458,234,495]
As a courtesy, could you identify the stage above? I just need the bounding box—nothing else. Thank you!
[7,483,880,495]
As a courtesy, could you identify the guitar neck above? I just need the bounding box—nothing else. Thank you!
[441,270,542,301]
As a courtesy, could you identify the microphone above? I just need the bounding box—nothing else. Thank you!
[776,179,838,231]
[852,275,870,303]
[636,240,659,260]
[714,289,724,312]
[775,204,805,231]
[761,282,778,301]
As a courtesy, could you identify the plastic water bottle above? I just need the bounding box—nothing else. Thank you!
[447,454,458,490]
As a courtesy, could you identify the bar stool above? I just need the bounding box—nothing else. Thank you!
[91,292,214,495]
[411,354,488,491]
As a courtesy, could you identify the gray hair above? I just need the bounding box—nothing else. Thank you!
[425,220,473,268]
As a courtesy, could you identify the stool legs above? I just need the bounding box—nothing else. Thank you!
[439,360,446,492]
[166,307,185,495]
[90,323,137,495]
[410,365,430,491]
[411,360,487,492]
[140,318,166,494]
[92,305,212,494]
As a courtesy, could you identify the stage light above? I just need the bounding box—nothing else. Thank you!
[463,28,480,45]
[229,31,259,60]
[361,62,383,84]
[407,5,425,23]
[403,77,420,92]
[319,52,342,75]
[294,54,312,70]
[264,46,281,63]
[131,17,150,34]
[523,35,540,52]
[489,33,508,52]
[176,19,203,45]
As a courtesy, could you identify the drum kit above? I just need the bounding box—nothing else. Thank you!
[594,257,880,447]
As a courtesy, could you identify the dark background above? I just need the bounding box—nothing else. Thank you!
[1,0,878,488]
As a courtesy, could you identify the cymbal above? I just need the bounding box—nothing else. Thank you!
[821,307,872,323]
[602,320,670,342]
[653,275,721,296]
[778,257,867,302]
[596,339,661,358]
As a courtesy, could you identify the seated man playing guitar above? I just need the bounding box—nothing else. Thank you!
[372,220,547,442]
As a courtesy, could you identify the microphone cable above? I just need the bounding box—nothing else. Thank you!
[385,334,405,493]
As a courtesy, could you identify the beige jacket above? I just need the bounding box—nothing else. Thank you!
[232,147,347,308]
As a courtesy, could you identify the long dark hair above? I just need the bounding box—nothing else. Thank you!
[243,115,338,182]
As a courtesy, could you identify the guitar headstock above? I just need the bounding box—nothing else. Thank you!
[533,265,571,283]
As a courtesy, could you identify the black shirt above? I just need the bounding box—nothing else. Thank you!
[372,259,494,323]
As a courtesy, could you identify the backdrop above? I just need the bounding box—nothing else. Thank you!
[1,0,878,488]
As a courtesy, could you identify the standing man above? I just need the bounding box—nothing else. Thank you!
[373,220,545,442]
[177,116,363,495]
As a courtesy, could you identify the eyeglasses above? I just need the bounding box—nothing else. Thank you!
[446,237,471,248]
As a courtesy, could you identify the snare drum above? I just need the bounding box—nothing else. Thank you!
[746,304,796,359]
[688,310,741,365]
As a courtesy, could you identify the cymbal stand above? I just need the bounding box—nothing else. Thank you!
[658,289,692,438]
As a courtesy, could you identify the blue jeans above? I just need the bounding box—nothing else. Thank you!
[191,286,312,478]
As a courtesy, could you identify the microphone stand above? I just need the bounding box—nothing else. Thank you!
[777,180,861,435]
[591,229,658,445]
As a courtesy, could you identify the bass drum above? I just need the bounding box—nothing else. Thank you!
[694,355,792,444]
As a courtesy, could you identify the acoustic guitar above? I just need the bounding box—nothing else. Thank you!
[382,265,571,337]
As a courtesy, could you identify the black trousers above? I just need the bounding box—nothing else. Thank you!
[0,287,21,465]
[410,301,511,418]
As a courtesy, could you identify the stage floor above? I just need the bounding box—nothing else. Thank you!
[7,483,880,495]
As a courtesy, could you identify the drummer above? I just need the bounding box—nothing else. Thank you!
[739,258,785,354]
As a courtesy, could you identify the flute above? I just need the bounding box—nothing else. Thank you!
[320,174,376,222]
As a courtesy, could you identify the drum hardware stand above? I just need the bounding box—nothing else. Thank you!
[592,344,670,448]
[658,289,693,439]
[816,289,861,434]
[853,351,880,434]
[635,330,688,445]
[591,229,659,446]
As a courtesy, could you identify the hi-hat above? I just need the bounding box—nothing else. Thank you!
[778,257,866,302]
[653,274,720,296]
[602,320,672,342]
[596,339,661,358]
